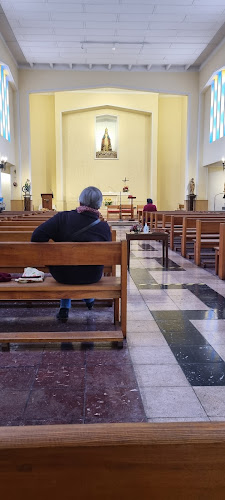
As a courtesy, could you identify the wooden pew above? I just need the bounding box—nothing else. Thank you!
[218,223,225,279]
[0,225,37,231]
[0,231,33,241]
[0,240,127,347]
[180,216,225,258]
[194,220,222,266]
[0,220,50,226]
[107,204,132,220]
[1,422,225,499]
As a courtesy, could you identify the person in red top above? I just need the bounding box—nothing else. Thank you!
[143,198,157,212]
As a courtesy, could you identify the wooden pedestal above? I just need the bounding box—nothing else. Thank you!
[41,193,53,210]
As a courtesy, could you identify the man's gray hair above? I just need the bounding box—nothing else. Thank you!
[79,186,103,209]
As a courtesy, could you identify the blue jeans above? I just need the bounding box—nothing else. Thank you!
[60,298,94,308]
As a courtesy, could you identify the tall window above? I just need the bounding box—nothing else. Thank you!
[0,65,10,141]
[210,69,225,143]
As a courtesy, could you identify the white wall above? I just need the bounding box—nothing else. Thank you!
[0,36,19,203]
[1,172,11,210]
[199,39,225,203]
[208,166,225,211]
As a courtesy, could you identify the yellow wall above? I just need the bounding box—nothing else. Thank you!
[29,94,56,209]
[54,90,159,210]
[62,107,151,210]
[28,89,187,211]
[157,95,187,210]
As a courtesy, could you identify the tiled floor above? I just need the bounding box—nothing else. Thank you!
[1,225,225,425]
[115,226,225,423]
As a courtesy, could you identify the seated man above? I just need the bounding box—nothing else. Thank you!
[31,186,111,321]
[143,198,157,212]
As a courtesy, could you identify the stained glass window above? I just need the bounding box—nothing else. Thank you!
[0,65,10,141]
[210,69,225,143]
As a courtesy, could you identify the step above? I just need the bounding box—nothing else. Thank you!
[0,331,124,343]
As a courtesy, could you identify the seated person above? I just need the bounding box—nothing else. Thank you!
[143,198,157,212]
[31,186,111,321]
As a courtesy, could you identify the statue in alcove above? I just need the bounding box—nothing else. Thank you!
[96,127,117,158]
[101,128,112,152]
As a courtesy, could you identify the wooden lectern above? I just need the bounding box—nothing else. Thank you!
[41,193,53,210]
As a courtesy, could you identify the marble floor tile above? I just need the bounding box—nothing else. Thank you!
[194,386,225,417]
[209,344,225,362]
[134,364,190,387]
[127,321,161,333]
[144,303,180,311]
[127,302,150,311]
[127,331,167,347]
[148,417,209,422]
[191,319,225,333]
[141,386,207,418]
[127,310,154,321]
[129,346,178,365]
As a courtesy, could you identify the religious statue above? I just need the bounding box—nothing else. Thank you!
[189,178,195,195]
[96,127,117,159]
[101,128,112,152]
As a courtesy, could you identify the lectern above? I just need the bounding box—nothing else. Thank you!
[41,193,53,210]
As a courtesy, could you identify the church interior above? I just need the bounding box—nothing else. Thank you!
[1,1,225,496]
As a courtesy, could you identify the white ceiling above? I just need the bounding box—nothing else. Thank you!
[1,0,225,71]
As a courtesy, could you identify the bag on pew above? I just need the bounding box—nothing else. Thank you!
[15,267,45,283]
[0,272,11,282]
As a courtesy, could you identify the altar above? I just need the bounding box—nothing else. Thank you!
[102,192,130,205]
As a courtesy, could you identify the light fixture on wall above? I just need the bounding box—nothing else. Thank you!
[0,156,7,170]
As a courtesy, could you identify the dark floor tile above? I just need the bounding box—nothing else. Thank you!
[86,347,131,366]
[41,350,85,367]
[86,363,137,389]
[170,345,223,364]
[185,285,225,310]
[154,257,185,271]
[0,390,29,425]
[129,269,157,286]
[162,329,208,346]
[180,363,225,386]
[155,319,197,333]
[151,311,189,320]
[138,243,156,251]
[33,365,85,390]
[21,417,83,426]
[85,387,147,423]
[184,310,220,320]
[24,388,84,423]
[0,367,36,391]
[0,351,43,367]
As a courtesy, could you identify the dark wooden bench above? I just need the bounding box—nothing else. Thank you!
[217,223,225,279]
[1,422,225,499]
[193,220,224,266]
[107,204,132,220]
[0,240,127,347]
[0,231,33,241]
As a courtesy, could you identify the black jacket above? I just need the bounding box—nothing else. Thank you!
[31,210,111,284]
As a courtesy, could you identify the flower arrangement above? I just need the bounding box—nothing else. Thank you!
[22,179,31,195]
[123,186,129,192]
[104,197,112,206]
[130,224,142,233]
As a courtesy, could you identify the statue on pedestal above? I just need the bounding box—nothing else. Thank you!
[189,178,195,195]
[96,127,117,158]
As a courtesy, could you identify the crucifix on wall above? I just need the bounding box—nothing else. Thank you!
[122,177,129,192]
